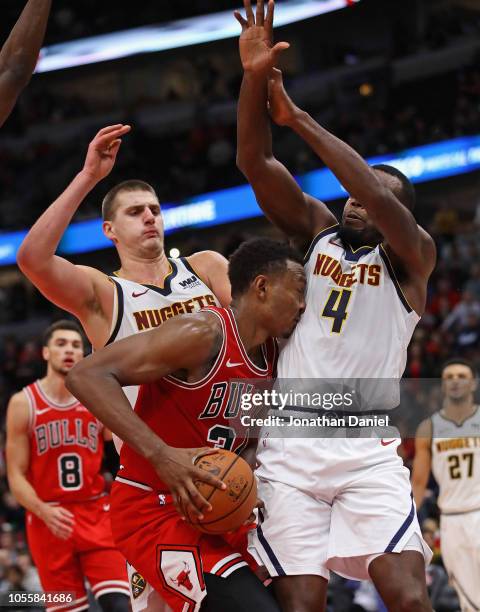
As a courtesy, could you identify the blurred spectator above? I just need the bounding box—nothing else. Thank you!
[441,291,480,332]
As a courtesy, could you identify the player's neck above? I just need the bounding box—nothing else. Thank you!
[116,250,170,285]
[40,372,75,405]
[230,301,268,353]
[442,399,477,424]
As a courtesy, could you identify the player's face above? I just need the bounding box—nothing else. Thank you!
[340,171,402,248]
[266,261,306,338]
[103,190,164,256]
[441,364,477,402]
[43,330,84,376]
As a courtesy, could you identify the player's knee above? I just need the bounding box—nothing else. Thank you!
[97,592,130,612]
[392,589,431,612]
[276,590,322,612]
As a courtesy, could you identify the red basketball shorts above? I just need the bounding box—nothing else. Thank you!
[26,495,129,611]
[110,478,255,612]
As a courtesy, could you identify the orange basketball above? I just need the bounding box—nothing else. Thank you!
[186,450,257,534]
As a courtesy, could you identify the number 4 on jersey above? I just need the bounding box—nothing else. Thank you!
[322,289,352,333]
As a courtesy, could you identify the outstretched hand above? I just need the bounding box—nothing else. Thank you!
[235,0,289,74]
[82,124,131,183]
[268,68,299,126]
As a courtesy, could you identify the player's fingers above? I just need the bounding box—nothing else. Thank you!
[58,507,75,519]
[96,127,130,149]
[234,11,248,30]
[94,124,125,138]
[172,490,187,520]
[265,0,275,38]
[186,481,212,516]
[244,0,255,25]
[192,466,226,491]
[181,488,204,520]
[52,523,72,539]
[194,447,220,461]
[271,41,290,62]
[256,0,265,26]
[108,139,122,155]
[57,510,75,524]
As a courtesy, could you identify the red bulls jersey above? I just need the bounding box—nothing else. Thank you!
[118,307,277,491]
[24,381,105,503]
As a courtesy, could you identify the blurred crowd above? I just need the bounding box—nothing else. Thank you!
[0,1,479,230]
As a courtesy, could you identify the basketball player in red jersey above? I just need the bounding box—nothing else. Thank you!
[6,321,130,612]
[66,239,306,612]
[17,125,231,351]
[0,0,51,128]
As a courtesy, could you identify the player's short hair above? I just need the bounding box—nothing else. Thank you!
[43,320,84,347]
[102,180,158,221]
[372,164,416,211]
[228,238,303,298]
[441,357,477,379]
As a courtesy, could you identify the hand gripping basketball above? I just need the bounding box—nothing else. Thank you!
[152,446,226,520]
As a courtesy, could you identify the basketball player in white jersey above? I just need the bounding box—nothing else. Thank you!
[0,0,52,129]
[17,126,231,611]
[412,358,480,612]
[235,2,436,610]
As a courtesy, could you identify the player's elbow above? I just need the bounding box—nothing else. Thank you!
[16,239,37,275]
[0,56,32,91]
[236,153,269,184]
[236,151,251,176]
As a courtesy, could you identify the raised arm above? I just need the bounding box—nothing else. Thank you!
[66,312,226,519]
[411,418,433,509]
[0,0,52,127]
[6,392,74,540]
[268,69,436,276]
[235,0,336,245]
[17,125,130,347]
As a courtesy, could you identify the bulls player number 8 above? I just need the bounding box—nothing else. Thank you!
[322,289,352,334]
[58,453,83,490]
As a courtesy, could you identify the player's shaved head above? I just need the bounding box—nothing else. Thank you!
[228,238,303,298]
[102,180,158,221]
[372,164,416,211]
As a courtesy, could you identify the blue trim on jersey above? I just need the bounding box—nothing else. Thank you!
[379,246,413,314]
[256,524,286,576]
[385,496,415,553]
[105,279,124,346]
[142,258,179,296]
[343,244,375,262]
[304,224,340,263]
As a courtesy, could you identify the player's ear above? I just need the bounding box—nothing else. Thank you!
[252,275,268,301]
[42,346,49,362]
[102,220,117,243]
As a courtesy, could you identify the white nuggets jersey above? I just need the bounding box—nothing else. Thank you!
[431,408,480,514]
[279,225,419,388]
[106,257,219,344]
[106,257,220,451]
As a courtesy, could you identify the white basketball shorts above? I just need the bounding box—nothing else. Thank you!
[249,436,432,581]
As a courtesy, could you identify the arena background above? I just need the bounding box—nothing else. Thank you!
[0,0,479,609]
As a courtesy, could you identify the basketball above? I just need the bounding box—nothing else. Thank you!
[187,450,257,534]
